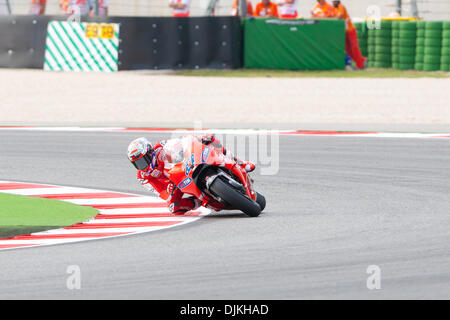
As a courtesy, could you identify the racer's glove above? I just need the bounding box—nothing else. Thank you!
[166,182,176,197]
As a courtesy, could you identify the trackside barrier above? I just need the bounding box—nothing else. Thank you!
[0,15,448,72]
[244,18,346,70]
[355,20,450,71]
[0,15,243,70]
[0,15,49,69]
[44,21,120,72]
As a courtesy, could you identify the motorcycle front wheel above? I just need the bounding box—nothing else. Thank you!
[255,192,266,212]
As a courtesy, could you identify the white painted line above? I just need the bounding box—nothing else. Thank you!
[97,208,174,215]
[0,187,110,196]
[85,217,200,224]
[66,196,162,205]
[33,227,157,235]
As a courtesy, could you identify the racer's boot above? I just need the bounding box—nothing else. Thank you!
[169,197,201,216]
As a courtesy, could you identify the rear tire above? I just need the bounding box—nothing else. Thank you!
[209,177,261,217]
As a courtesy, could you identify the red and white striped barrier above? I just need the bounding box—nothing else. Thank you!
[0,181,210,251]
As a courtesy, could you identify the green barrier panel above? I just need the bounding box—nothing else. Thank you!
[375,21,392,68]
[244,18,345,70]
[392,22,400,69]
[398,21,416,70]
[424,21,443,71]
[355,22,368,57]
[441,26,450,71]
[416,22,425,70]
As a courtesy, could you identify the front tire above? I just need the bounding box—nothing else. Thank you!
[255,192,266,212]
[209,177,261,217]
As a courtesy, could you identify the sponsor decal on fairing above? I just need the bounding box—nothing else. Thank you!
[178,177,193,190]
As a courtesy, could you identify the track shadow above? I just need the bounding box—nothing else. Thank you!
[202,211,247,218]
[202,210,266,218]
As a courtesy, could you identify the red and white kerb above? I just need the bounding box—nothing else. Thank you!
[0,180,210,250]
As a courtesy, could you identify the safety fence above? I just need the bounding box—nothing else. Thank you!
[4,1,450,21]
[0,0,238,17]
[356,20,450,72]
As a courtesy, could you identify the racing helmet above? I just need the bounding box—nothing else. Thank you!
[127,137,154,171]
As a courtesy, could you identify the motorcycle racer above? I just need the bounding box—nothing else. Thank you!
[127,134,255,215]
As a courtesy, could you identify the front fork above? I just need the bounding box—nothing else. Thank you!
[206,165,256,201]
[229,163,256,200]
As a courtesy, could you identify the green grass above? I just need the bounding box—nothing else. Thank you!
[175,68,450,78]
[0,193,98,238]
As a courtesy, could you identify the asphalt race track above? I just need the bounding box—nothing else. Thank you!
[0,130,449,299]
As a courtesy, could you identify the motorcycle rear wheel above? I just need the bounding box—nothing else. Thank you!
[209,177,261,217]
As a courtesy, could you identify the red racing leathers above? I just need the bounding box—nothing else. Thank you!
[137,135,230,215]
[137,140,197,215]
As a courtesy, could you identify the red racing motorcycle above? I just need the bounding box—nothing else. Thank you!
[163,135,266,217]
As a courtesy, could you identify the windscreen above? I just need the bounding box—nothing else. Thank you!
[163,138,186,166]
